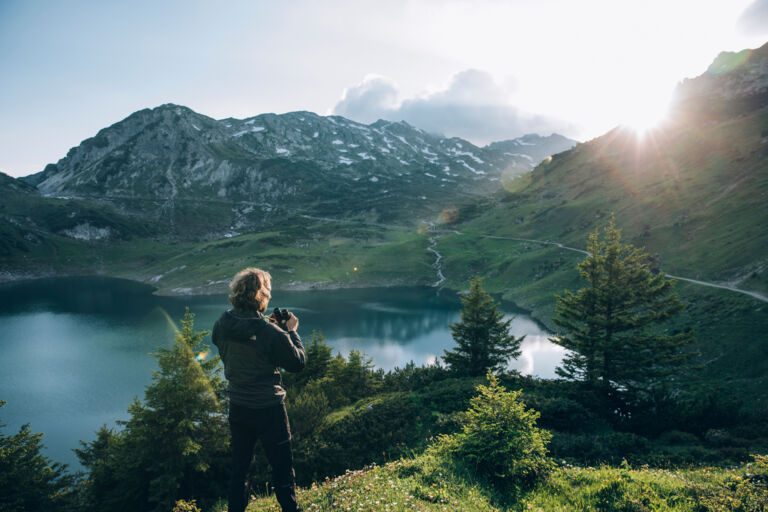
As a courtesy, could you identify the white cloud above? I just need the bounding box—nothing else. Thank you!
[738,0,768,36]
[333,69,578,144]
[333,75,399,124]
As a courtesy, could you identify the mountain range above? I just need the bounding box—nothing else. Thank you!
[16,106,573,240]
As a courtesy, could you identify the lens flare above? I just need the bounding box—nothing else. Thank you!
[195,350,209,362]
[440,205,459,224]
[154,307,178,332]
[708,49,752,75]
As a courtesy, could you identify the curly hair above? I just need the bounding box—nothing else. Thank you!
[229,267,272,312]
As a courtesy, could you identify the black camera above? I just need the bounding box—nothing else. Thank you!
[272,307,290,324]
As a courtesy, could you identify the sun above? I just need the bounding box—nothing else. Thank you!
[621,88,673,135]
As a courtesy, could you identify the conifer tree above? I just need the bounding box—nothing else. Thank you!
[552,217,696,413]
[434,372,553,489]
[0,401,76,512]
[443,278,523,376]
[76,308,229,512]
[284,330,333,389]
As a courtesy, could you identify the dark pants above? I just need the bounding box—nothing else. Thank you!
[228,402,299,512]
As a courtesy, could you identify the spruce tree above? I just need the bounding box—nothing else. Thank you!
[283,330,333,389]
[76,308,229,512]
[552,217,696,413]
[0,401,76,512]
[434,372,553,490]
[443,278,523,376]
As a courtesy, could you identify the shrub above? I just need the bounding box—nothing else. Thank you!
[656,430,700,445]
[549,431,651,464]
[591,468,660,512]
[433,372,553,490]
[172,499,201,512]
[523,394,601,432]
[298,392,424,484]
[417,377,479,414]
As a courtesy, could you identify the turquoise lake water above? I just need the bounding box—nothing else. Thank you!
[0,277,565,467]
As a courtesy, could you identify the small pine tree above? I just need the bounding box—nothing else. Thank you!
[552,217,697,414]
[0,401,76,512]
[76,308,229,512]
[434,372,553,490]
[443,278,523,376]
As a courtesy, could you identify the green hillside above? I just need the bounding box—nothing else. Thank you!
[429,107,768,393]
[448,108,768,291]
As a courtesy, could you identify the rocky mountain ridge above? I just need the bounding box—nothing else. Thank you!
[672,40,768,119]
[23,106,574,234]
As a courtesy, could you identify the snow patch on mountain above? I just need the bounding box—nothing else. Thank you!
[60,223,112,241]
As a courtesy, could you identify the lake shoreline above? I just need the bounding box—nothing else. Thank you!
[0,271,552,333]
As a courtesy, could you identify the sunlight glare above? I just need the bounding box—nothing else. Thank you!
[621,88,672,135]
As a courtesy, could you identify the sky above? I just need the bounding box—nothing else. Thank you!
[1,0,767,178]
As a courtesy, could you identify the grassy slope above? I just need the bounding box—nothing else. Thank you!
[0,188,436,294]
[449,109,768,291]
[430,109,768,394]
[118,220,436,294]
[245,454,766,512]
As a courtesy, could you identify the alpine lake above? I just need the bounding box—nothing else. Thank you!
[0,276,565,468]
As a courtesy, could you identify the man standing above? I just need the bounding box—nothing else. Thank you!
[212,267,305,512]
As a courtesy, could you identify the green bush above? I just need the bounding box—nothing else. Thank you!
[656,430,700,445]
[383,361,452,392]
[550,431,651,464]
[297,392,425,484]
[524,394,602,432]
[416,377,479,414]
[172,499,201,512]
[433,372,553,490]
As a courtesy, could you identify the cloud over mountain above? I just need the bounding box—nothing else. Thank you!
[333,70,577,145]
[333,75,400,124]
[738,0,768,36]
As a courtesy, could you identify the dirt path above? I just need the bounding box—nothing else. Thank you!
[438,229,768,304]
[664,274,768,303]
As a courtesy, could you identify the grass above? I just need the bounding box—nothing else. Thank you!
[120,221,437,294]
[246,455,502,512]
[244,453,768,512]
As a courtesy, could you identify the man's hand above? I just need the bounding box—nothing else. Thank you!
[282,312,299,332]
[273,311,299,332]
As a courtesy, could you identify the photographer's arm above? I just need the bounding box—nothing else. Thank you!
[267,323,306,373]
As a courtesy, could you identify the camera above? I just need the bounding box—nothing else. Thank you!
[272,307,290,324]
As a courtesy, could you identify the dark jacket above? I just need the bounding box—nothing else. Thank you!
[212,307,306,408]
